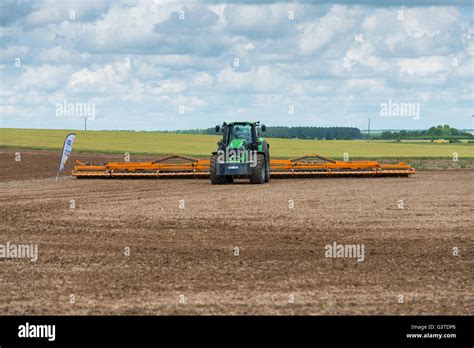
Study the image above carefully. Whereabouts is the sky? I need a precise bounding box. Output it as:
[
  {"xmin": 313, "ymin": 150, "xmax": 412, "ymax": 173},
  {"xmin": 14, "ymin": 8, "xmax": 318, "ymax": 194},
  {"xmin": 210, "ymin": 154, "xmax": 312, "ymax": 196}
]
[{"xmin": 0, "ymin": 0, "xmax": 473, "ymax": 131}]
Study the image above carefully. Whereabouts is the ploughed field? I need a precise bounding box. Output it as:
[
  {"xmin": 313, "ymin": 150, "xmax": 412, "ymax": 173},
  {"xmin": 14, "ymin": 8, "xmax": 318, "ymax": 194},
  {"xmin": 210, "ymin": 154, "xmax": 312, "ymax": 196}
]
[{"xmin": 0, "ymin": 149, "xmax": 472, "ymax": 315}]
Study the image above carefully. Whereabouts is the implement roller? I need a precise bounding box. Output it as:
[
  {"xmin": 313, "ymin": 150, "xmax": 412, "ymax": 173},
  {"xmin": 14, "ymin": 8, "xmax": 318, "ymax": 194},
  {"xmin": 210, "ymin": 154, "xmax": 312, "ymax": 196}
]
[{"xmin": 72, "ymin": 121, "xmax": 415, "ymax": 182}]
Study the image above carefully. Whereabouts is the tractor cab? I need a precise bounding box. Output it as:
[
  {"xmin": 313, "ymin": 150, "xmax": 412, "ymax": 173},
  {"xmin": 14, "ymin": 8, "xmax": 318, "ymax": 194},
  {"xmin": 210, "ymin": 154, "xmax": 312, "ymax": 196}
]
[
  {"xmin": 229, "ymin": 124, "xmax": 252, "ymax": 144},
  {"xmin": 215, "ymin": 122, "xmax": 266, "ymax": 151}
]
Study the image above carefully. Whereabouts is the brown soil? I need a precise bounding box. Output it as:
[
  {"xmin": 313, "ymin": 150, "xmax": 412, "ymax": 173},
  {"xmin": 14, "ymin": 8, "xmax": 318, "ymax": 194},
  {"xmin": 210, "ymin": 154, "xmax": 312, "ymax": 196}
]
[{"xmin": 0, "ymin": 149, "xmax": 472, "ymax": 315}]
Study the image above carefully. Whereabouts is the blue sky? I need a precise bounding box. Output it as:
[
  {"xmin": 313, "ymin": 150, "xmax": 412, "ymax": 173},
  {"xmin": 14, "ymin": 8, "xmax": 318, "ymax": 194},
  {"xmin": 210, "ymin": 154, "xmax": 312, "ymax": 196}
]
[{"xmin": 0, "ymin": 0, "xmax": 473, "ymax": 131}]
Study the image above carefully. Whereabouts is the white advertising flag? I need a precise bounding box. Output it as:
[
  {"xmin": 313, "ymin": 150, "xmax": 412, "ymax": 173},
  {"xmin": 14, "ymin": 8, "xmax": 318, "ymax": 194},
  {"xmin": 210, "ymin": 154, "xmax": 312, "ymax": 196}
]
[{"xmin": 57, "ymin": 133, "xmax": 76, "ymax": 178}]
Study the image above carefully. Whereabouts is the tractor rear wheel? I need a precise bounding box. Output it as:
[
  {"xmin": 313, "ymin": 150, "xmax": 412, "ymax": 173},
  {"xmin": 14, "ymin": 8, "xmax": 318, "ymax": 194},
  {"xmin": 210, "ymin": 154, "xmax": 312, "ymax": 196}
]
[
  {"xmin": 210, "ymin": 154, "xmax": 226, "ymax": 185},
  {"xmin": 264, "ymin": 154, "xmax": 270, "ymax": 183},
  {"xmin": 249, "ymin": 154, "xmax": 266, "ymax": 184}
]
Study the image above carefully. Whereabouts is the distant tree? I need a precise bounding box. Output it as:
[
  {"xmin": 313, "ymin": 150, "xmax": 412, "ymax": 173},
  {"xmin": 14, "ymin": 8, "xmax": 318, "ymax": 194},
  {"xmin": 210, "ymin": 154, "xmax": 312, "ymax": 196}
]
[{"xmin": 380, "ymin": 131, "xmax": 393, "ymax": 139}]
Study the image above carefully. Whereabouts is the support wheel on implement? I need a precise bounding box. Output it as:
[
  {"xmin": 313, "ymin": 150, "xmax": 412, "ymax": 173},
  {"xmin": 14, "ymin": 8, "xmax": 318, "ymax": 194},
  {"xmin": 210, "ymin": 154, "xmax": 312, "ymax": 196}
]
[{"xmin": 210, "ymin": 154, "xmax": 226, "ymax": 185}]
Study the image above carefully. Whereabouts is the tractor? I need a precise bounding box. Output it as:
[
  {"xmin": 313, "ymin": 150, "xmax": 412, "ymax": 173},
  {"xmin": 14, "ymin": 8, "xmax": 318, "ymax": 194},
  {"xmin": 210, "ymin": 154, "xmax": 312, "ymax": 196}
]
[{"xmin": 210, "ymin": 121, "xmax": 270, "ymax": 184}]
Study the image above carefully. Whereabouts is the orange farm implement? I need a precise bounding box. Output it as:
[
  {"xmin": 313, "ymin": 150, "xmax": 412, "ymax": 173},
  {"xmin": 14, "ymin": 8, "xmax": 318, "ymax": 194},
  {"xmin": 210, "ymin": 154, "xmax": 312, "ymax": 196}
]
[{"xmin": 72, "ymin": 153, "xmax": 415, "ymax": 178}]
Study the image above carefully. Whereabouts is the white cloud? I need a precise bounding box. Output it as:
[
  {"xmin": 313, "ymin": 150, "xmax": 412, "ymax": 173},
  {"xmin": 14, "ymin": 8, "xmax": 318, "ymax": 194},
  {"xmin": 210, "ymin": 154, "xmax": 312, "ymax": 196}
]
[
  {"xmin": 225, "ymin": 3, "xmax": 299, "ymax": 37},
  {"xmin": 149, "ymin": 79, "xmax": 186, "ymax": 94},
  {"xmin": 0, "ymin": 44, "xmax": 28, "ymax": 62},
  {"xmin": 396, "ymin": 56, "xmax": 449, "ymax": 75},
  {"xmin": 176, "ymin": 95, "xmax": 207, "ymax": 107},
  {"xmin": 345, "ymin": 78, "xmax": 385, "ymax": 94},
  {"xmin": 298, "ymin": 5, "xmax": 363, "ymax": 55},
  {"xmin": 192, "ymin": 72, "xmax": 214, "ymax": 85},
  {"xmin": 25, "ymin": 0, "xmax": 110, "ymax": 27},
  {"xmin": 36, "ymin": 46, "xmax": 91, "ymax": 64},
  {"xmin": 362, "ymin": 7, "xmax": 462, "ymax": 57},
  {"xmin": 19, "ymin": 64, "xmax": 73, "ymax": 90},
  {"xmin": 67, "ymin": 63, "xmax": 130, "ymax": 93},
  {"xmin": 217, "ymin": 65, "xmax": 287, "ymax": 93}
]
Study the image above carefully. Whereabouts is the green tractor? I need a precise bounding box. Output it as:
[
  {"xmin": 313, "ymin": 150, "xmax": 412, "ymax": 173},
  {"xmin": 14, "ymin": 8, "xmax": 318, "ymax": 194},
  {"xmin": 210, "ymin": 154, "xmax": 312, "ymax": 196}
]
[{"xmin": 210, "ymin": 121, "xmax": 270, "ymax": 184}]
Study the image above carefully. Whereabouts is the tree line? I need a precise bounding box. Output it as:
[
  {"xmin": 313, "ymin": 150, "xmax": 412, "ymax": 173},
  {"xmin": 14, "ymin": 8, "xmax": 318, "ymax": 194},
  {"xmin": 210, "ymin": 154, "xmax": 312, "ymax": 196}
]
[
  {"xmin": 170, "ymin": 124, "xmax": 473, "ymax": 141},
  {"xmin": 174, "ymin": 126, "xmax": 362, "ymax": 140},
  {"xmin": 378, "ymin": 125, "xmax": 473, "ymax": 140}
]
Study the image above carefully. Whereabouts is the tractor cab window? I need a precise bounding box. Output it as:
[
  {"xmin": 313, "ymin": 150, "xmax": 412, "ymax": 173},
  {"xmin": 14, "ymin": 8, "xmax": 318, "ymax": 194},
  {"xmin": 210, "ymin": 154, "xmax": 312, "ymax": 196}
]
[{"xmin": 230, "ymin": 125, "xmax": 252, "ymax": 143}]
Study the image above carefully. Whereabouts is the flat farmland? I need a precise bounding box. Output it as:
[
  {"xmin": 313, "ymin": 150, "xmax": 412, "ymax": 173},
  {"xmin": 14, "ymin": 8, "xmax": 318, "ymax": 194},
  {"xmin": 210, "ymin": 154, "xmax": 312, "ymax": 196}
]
[{"xmin": 1, "ymin": 128, "xmax": 473, "ymax": 159}]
